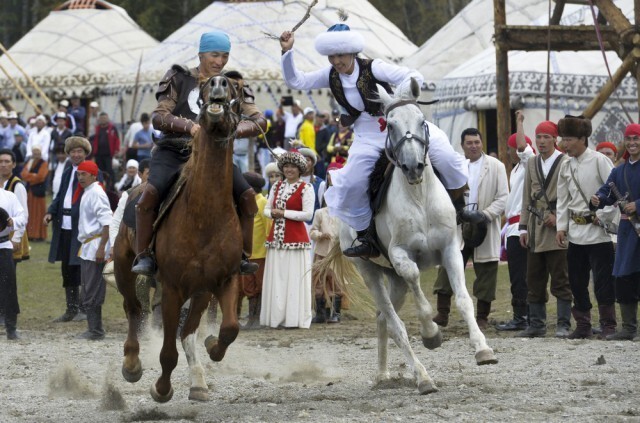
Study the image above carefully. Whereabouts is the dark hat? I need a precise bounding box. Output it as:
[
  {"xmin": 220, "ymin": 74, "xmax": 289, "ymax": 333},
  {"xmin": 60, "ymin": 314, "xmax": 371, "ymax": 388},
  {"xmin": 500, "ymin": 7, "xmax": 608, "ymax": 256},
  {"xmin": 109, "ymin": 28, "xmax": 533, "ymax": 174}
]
[
  {"xmin": 243, "ymin": 171, "xmax": 266, "ymax": 193},
  {"xmin": 558, "ymin": 115, "xmax": 592, "ymax": 138},
  {"xmin": 0, "ymin": 207, "xmax": 9, "ymax": 232}
]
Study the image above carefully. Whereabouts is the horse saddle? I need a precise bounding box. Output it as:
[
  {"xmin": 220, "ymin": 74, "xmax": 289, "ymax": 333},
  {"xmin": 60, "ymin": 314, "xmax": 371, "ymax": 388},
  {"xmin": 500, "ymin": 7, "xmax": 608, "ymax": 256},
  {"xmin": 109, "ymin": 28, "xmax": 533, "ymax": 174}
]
[
  {"xmin": 122, "ymin": 177, "xmax": 187, "ymax": 232},
  {"xmin": 368, "ymin": 152, "xmax": 394, "ymax": 216}
]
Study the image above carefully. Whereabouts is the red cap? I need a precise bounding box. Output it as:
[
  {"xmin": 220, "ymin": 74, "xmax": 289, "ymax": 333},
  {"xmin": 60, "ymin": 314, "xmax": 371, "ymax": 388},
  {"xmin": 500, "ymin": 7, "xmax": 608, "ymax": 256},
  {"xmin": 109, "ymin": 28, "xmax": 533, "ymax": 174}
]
[
  {"xmin": 507, "ymin": 133, "xmax": 534, "ymax": 152},
  {"xmin": 595, "ymin": 141, "xmax": 617, "ymax": 154},
  {"xmin": 624, "ymin": 123, "xmax": 640, "ymax": 138},
  {"xmin": 327, "ymin": 161, "xmax": 344, "ymax": 171},
  {"xmin": 535, "ymin": 121, "xmax": 558, "ymax": 137},
  {"xmin": 77, "ymin": 160, "xmax": 99, "ymax": 176}
]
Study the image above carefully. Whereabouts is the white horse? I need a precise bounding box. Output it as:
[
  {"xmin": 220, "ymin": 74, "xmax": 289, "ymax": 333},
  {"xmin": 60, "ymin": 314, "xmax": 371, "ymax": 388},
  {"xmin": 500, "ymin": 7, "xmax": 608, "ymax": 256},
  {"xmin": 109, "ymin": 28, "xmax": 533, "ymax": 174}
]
[{"xmin": 330, "ymin": 78, "xmax": 497, "ymax": 395}]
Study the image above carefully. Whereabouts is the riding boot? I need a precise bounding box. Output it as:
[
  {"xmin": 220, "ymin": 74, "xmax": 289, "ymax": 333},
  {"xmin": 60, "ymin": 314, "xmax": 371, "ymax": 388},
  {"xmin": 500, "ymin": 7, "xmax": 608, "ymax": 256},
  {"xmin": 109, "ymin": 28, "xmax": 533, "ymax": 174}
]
[
  {"xmin": 567, "ymin": 307, "xmax": 592, "ymax": 339},
  {"xmin": 5, "ymin": 313, "xmax": 19, "ymax": 340},
  {"xmin": 448, "ymin": 186, "xmax": 485, "ymax": 225},
  {"xmin": 495, "ymin": 304, "xmax": 528, "ymax": 331},
  {"xmin": 606, "ymin": 302, "xmax": 637, "ymax": 341},
  {"xmin": 598, "ymin": 304, "xmax": 617, "ymax": 339},
  {"xmin": 132, "ymin": 184, "xmax": 160, "ymax": 276},
  {"xmin": 433, "ymin": 293, "xmax": 451, "ymax": 327},
  {"xmin": 52, "ymin": 286, "xmax": 79, "ymax": 322},
  {"xmin": 476, "ymin": 300, "xmax": 491, "ymax": 330},
  {"xmin": 516, "ymin": 303, "xmax": 547, "ymax": 338},
  {"xmin": 343, "ymin": 226, "xmax": 380, "ymax": 259},
  {"xmin": 555, "ymin": 299, "xmax": 572, "ymax": 338},
  {"xmin": 328, "ymin": 295, "xmax": 342, "ymax": 323},
  {"xmin": 312, "ymin": 297, "xmax": 327, "ymax": 323},
  {"xmin": 238, "ymin": 188, "xmax": 259, "ymax": 275}
]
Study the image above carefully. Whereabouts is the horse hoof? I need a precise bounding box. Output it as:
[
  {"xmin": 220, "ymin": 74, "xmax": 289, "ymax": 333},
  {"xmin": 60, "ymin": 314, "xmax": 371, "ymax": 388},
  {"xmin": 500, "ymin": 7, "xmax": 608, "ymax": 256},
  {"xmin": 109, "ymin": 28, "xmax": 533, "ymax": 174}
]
[
  {"xmin": 188, "ymin": 387, "xmax": 209, "ymax": 402},
  {"xmin": 121, "ymin": 360, "xmax": 143, "ymax": 383},
  {"xmin": 204, "ymin": 335, "xmax": 217, "ymax": 351},
  {"xmin": 422, "ymin": 329, "xmax": 443, "ymax": 350},
  {"xmin": 475, "ymin": 349, "xmax": 498, "ymax": 365},
  {"xmin": 150, "ymin": 382, "xmax": 174, "ymax": 403},
  {"xmin": 418, "ymin": 380, "xmax": 438, "ymax": 395}
]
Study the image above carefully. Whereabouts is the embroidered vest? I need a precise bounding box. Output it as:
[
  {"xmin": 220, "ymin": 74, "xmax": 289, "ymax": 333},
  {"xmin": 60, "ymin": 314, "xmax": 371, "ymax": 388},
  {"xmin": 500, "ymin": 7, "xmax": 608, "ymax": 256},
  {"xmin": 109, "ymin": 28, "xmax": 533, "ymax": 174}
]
[
  {"xmin": 329, "ymin": 57, "xmax": 393, "ymax": 119},
  {"xmin": 266, "ymin": 181, "xmax": 310, "ymax": 248}
]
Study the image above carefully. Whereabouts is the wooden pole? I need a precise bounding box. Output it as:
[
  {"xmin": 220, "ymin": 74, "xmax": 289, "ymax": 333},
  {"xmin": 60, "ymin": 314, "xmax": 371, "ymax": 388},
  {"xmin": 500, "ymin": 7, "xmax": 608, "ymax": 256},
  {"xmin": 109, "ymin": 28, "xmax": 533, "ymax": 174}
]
[
  {"xmin": 593, "ymin": 0, "xmax": 632, "ymax": 39},
  {"xmin": 0, "ymin": 62, "xmax": 42, "ymax": 113},
  {"xmin": 129, "ymin": 52, "xmax": 143, "ymax": 122},
  {"xmin": 583, "ymin": 51, "xmax": 635, "ymax": 119},
  {"xmin": 494, "ymin": 0, "xmax": 511, "ymax": 169},
  {"xmin": 0, "ymin": 41, "xmax": 56, "ymax": 111}
]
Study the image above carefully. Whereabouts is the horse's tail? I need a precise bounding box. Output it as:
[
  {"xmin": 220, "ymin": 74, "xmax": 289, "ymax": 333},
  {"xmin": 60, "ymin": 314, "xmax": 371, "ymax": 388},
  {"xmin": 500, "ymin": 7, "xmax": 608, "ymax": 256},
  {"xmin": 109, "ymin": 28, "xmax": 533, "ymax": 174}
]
[{"xmin": 311, "ymin": 240, "xmax": 375, "ymax": 317}]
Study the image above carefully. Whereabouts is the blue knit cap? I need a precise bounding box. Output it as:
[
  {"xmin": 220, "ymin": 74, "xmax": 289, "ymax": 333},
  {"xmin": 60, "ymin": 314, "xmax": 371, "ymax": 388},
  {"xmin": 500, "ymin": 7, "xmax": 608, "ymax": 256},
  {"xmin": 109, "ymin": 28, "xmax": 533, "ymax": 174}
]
[{"xmin": 199, "ymin": 31, "xmax": 231, "ymax": 53}]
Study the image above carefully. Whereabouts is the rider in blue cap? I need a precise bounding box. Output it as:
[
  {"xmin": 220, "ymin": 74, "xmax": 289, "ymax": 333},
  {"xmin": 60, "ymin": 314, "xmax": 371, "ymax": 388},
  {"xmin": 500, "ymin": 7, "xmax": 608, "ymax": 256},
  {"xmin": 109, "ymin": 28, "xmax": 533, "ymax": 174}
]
[{"xmin": 132, "ymin": 31, "xmax": 267, "ymax": 276}]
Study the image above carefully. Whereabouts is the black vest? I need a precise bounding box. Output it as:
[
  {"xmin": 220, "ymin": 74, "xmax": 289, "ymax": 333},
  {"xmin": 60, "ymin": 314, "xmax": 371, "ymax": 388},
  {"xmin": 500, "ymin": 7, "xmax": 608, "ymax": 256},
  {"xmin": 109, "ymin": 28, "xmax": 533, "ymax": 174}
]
[{"xmin": 329, "ymin": 57, "xmax": 393, "ymax": 120}]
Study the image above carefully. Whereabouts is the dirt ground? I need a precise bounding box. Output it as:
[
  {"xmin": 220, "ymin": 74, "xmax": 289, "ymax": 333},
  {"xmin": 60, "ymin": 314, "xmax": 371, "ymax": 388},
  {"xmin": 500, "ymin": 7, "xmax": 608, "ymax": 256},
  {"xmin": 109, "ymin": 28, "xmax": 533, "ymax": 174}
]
[{"xmin": 1, "ymin": 316, "xmax": 639, "ymax": 423}]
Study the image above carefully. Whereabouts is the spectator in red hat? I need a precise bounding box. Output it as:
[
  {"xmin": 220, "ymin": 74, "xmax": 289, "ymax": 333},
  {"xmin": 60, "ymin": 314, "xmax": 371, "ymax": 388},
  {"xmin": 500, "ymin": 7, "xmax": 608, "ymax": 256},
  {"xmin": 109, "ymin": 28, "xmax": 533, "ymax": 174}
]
[
  {"xmin": 595, "ymin": 141, "xmax": 617, "ymax": 164},
  {"xmin": 75, "ymin": 159, "xmax": 110, "ymax": 340},
  {"xmin": 517, "ymin": 118, "xmax": 572, "ymax": 338}
]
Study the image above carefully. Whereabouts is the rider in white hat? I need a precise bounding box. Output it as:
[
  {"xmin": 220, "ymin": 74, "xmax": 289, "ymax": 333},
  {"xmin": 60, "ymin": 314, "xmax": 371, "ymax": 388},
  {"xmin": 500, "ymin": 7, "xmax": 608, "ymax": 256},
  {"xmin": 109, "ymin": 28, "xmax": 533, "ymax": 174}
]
[{"xmin": 280, "ymin": 25, "xmax": 470, "ymax": 258}]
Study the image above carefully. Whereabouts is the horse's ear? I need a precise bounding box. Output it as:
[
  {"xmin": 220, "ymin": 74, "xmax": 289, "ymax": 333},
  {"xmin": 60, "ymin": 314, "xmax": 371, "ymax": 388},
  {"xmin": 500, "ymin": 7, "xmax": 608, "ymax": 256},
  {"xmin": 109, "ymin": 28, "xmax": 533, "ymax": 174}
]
[
  {"xmin": 376, "ymin": 83, "xmax": 393, "ymax": 107},
  {"xmin": 410, "ymin": 78, "xmax": 420, "ymax": 99}
]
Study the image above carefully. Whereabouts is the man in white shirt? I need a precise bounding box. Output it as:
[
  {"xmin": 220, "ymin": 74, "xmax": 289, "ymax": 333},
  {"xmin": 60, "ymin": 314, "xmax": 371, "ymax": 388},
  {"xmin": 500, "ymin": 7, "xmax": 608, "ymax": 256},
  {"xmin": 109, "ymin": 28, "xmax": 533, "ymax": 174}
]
[
  {"xmin": 76, "ymin": 160, "xmax": 111, "ymax": 340},
  {"xmin": 26, "ymin": 115, "xmax": 51, "ymax": 162},
  {"xmin": 433, "ymin": 128, "xmax": 508, "ymax": 330},
  {"xmin": 556, "ymin": 115, "xmax": 618, "ymax": 339},
  {"xmin": 277, "ymin": 98, "xmax": 303, "ymax": 150},
  {"xmin": 496, "ymin": 111, "xmax": 536, "ymax": 331},
  {"xmin": 0, "ymin": 189, "xmax": 27, "ymax": 339}
]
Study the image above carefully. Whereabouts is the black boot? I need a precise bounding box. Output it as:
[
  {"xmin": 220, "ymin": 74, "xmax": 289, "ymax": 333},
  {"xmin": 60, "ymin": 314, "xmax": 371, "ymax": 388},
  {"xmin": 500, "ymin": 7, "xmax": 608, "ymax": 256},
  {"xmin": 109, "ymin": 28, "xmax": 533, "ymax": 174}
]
[
  {"xmin": 89, "ymin": 306, "xmax": 105, "ymax": 341},
  {"xmin": 5, "ymin": 314, "xmax": 19, "ymax": 340},
  {"xmin": 132, "ymin": 184, "xmax": 160, "ymax": 276},
  {"xmin": 496, "ymin": 304, "xmax": 528, "ymax": 331},
  {"xmin": 328, "ymin": 295, "xmax": 342, "ymax": 323},
  {"xmin": 343, "ymin": 228, "xmax": 379, "ymax": 259},
  {"xmin": 556, "ymin": 299, "xmax": 572, "ymax": 338},
  {"xmin": 242, "ymin": 297, "xmax": 262, "ymax": 330},
  {"xmin": 606, "ymin": 302, "xmax": 637, "ymax": 341},
  {"xmin": 433, "ymin": 293, "xmax": 451, "ymax": 327},
  {"xmin": 312, "ymin": 297, "xmax": 327, "ymax": 323},
  {"xmin": 516, "ymin": 303, "xmax": 547, "ymax": 338},
  {"xmin": 52, "ymin": 286, "xmax": 79, "ymax": 322},
  {"xmin": 239, "ymin": 188, "xmax": 259, "ymax": 275}
]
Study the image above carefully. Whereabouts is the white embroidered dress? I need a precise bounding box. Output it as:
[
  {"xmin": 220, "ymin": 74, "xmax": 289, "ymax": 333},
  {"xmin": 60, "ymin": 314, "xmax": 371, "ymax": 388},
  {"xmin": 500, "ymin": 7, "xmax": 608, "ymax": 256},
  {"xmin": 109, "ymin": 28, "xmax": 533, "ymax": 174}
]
[
  {"xmin": 281, "ymin": 50, "xmax": 468, "ymax": 231},
  {"xmin": 261, "ymin": 180, "xmax": 315, "ymax": 329}
]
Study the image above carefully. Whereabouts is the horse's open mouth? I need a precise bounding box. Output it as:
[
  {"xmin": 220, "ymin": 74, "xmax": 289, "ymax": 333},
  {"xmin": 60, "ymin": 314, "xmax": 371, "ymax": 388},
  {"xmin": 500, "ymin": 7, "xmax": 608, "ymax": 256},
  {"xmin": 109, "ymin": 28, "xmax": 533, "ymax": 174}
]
[{"xmin": 207, "ymin": 101, "xmax": 225, "ymax": 117}]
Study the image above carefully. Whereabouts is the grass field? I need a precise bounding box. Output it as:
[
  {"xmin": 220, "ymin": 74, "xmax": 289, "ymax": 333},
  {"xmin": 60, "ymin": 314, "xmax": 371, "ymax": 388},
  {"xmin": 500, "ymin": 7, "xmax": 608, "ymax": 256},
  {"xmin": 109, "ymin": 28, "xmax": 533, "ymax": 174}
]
[{"xmin": 15, "ymin": 233, "xmax": 571, "ymax": 337}]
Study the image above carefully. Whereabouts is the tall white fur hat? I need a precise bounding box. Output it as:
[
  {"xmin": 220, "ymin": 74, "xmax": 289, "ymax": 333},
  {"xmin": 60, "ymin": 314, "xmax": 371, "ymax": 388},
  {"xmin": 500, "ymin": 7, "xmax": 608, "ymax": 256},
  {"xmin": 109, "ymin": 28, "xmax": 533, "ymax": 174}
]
[{"xmin": 315, "ymin": 23, "xmax": 365, "ymax": 56}]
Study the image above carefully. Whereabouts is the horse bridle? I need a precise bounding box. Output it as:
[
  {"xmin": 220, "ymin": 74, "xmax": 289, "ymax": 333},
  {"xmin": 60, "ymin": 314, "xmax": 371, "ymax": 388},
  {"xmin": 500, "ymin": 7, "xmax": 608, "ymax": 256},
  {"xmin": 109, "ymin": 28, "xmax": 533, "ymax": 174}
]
[
  {"xmin": 383, "ymin": 99, "xmax": 430, "ymax": 169},
  {"xmin": 199, "ymin": 75, "xmax": 242, "ymax": 144}
]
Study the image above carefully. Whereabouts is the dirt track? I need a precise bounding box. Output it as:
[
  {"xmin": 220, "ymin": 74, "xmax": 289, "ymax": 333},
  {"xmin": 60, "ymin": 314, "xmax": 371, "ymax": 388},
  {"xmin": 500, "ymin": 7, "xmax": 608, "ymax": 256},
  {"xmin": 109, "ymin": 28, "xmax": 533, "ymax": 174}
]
[{"xmin": 1, "ymin": 318, "xmax": 639, "ymax": 422}]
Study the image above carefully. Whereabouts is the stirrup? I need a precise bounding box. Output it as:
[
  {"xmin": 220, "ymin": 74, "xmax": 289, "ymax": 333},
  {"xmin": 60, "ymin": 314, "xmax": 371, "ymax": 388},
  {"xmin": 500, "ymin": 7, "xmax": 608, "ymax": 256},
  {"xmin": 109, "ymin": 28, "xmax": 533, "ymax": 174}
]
[{"xmin": 132, "ymin": 250, "xmax": 157, "ymax": 276}]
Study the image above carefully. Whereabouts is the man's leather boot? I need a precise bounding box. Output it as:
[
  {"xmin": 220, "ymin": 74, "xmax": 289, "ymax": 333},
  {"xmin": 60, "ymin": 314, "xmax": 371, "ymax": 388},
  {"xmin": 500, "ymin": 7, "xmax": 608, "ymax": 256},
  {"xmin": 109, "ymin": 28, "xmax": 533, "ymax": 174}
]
[
  {"xmin": 433, "ymin": 293, "xmax": 451, "ymax": 327},
  {"xmin": 516, "ymin": 302, "xmax": 547, "ymax": 338},
  {"xmin": 132, "ymin": 184, "xmax": 160, "ymax": 276},
  {"xmin": 343, "ymin": 225, "xmax": 380, "ymax": 259},
  {"xmin": 496, "ymin": 304, "xmax": 528, "ymax": 331},
  {"xmin": 606, "ymin": 302, "xmax": 637, "ymax": 341},
  {"xmin": 567, "ymin": 307, "xmax": 592, "ymax": 339},
  {"xmin": 238, "ymin": 188, "xmax": 259, "ymax": 274},
  {"xmin": 476, "ymin": 300, "xmax": 492, "ymax": 330},
  {"xmin": 555, "ymin": 298, "xmax": 572, "ymax": 338},
  {"xmin": 598, "ymin": 304, "xmax": 617, "ymax": 339}
]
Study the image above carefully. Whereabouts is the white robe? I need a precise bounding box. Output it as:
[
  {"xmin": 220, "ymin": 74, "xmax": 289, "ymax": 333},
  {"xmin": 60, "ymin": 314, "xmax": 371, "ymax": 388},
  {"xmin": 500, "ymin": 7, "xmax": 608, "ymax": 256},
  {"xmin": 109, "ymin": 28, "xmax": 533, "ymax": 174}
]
[{"xmin": 281, "ymin": 51, "xmax": 468, "ymax": 231}]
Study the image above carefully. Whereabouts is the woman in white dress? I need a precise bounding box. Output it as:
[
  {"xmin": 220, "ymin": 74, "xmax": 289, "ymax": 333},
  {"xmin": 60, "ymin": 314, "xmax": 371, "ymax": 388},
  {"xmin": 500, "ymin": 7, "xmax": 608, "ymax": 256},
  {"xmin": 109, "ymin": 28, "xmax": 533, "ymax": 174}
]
[
  {"xmin": 279, "ymin": 25, "xmax": 470, "ymax": 259},
  {"xmin": 261, "ymin": 151, "xmax": 315, "ymax": 329}
]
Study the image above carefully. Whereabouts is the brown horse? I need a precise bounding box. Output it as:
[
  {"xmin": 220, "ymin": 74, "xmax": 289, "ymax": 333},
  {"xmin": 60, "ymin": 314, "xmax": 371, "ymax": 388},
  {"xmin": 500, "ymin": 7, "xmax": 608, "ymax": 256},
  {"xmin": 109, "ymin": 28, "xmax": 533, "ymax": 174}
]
[{"xmin": 114, "ymin": 76, "xmax": 245, "ymax": 403}]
